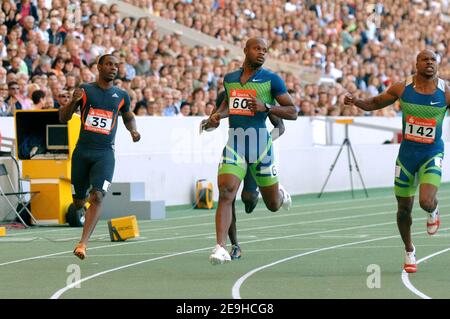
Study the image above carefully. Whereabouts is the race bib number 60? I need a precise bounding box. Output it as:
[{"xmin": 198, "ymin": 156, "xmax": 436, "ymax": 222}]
[
  {"xmin": 85, "ymin": 108, "xmax": 113, "ymax": 135},
  {"xmin": 229, "ymin": 89, "xmax": 256, "ymax": 116},
  {"xmin": 404, "ymin": 115, "xmax": 436, "ymax": 144}
]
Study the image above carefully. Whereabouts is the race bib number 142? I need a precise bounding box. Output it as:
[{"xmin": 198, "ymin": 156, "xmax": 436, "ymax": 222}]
[{"xmin": 404, "ymin": 115, "xmax": 436, "ymax": 144}]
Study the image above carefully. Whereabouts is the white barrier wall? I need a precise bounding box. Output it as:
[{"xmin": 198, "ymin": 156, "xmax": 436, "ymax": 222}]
[{"xmin": 2, "ymin": 116, "xmax": 450, "ymax": 205}]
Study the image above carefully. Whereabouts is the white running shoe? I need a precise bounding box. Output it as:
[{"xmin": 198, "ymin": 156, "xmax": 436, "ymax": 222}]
[
  {"xmin": 209, "ymin": 244, "xmax": 231, "ymax": 265},
  {"xmin": 403, "ymin": 246, "xmax": 417, "ymax": 273},
  {"xmin": 279, "ymin": 184, "xmax": 292, "ymax": 210},
  {"xmin": 427, "ymin": 211, "xmax": 440, "ymax": 235}
]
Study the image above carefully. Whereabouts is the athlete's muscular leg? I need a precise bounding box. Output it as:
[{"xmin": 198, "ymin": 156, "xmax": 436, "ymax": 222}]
[
  {"xmin": 396, "ymin": 196, "xmax": 414, "ymax": 252},
  {"xmin": 418, "ymin": 183, "xmax": 438, "ymax": 213},
  {"xmin": 79, "ymin": 190, "xmax": 104, "ymax": 245},
  {"xmin": 228, "ymin": 190, "xmax": 259, "ymax": 245},
  {"xmin": 228, "ymin": 198, "xmax": 238, "ymax": 245},
  {"xmin": 216, "ymin": 174, "xmax": 240, "ymax": 247},
  {"xmin": 259, "ymin": 183, "xmax": 283, "ymax": 212}
]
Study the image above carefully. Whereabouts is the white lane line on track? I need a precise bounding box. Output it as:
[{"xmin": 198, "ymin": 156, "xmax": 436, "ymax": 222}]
[
  {"xmin": 232, "ymin": 228, "xmax": 450, "ymax": 299},
  {"xmin": 0, "ymin": 207, "xmax": 416, "ymax": 266},
  {"xmin": 1, "ymin": 203, "xmax": 447, "ymax": 267},
  {"xmin": 49, "ymin": 220, "xmax": 396, "ymax": 299},
  {"xmin": 9, "ymin": 188, "xmax": 450, "ymax": 237},
  {"xmin": 167, "ymin": 188, "xmax": 450, "ymax": 220},
  {"xmin": 50, "ymin": 246, "xmax": 209, "ymax": 299},
  {"xmin": 49, "ymin": 217, "xmax": 447, "ymax": 299},
  {"xmin": 401, "ymin": 247, "xmax": 450, "ymax": 299},
  {"xmin": 6, "ymin": 200, "xmax": 397, "ymax": 238},
  {"xmin": 4, "ymin": 195, "xmax": 447, "ymax": 243}
]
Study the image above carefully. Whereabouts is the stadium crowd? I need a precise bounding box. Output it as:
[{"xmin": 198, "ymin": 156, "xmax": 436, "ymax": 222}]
[{"xmin": 1, "ymin": 0, "xmax": 449, "ymax": 118}]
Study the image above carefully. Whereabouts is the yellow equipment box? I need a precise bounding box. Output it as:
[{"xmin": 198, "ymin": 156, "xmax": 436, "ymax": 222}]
[
  {"xmin": 30, "ymin": 179, "xmax": 73, "ymax": 224},
  {"xmin": 0, "ymin": 227, "xmax": 6, "ymax": 236},
  {"xmin": 108, "ymin": 215, "xmax": 140, "ymax": 242}
]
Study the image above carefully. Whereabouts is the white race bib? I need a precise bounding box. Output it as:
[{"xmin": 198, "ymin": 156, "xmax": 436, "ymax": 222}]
[
  {"xmin": 85, "ymin": 108, "xmax": 113, "ymax": 135},
  {"xmin": 229, "ymin": 89, "xmax": 256, "ymax": 116},
  {"xmin": 404, "ymin": 115, "xmax": 436, "ymax": 144},
  {"xmin": 395, "ymin": 165, "xmax": 401, "ymax": 178}
]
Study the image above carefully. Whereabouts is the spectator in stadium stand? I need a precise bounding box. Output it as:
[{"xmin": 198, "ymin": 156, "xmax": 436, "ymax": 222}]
[
  {"xmin": 21, "ymin": 15, "xmax": 36, "ymax": 43},
  {"xmin": 56, "ymin": 89, "xmax": 71, "ymax": 109},
  {"xmin": 2, "ymin": 1, "xmax": 20, "ymax": 32},
  {"xmin": 36, "ymin": 19, "xmax": 50, "ymax": 42},
  {"xmin": 298, "ymin": 99, "xmax": 315, "ymax": 116},
  {"xmin": 204, "ymin": 101, "xmax": 215, "ymax": 116},
  {"xmin": 4, "ymin": 81, "xmax": 23, "ymax": 116},
  {"xmin": 30, "ymin": 89, "xmax": 45, "ymax": 110},
  {"xmin": 48, "ymin": 17, "xmax": 64, "ymax": 45},
  {"xmin": 2, "ymin": 0, "xmax": 449, "ymax": 118},
  {"xmin": 146, "ymin": 100, "xmax": 156, "ymax": 116},
  {"xmin": 17, "ymin": 0, "xmax": 39, "ymax": 25},
  {"xmin": 0, "ymin": 83, "xmax": 10, "ymax": 116},
  {"xmin": 133, "ymin": 102, "xmax": 148, "ymax": 116},
  {"xmin": 178, "ymin": 102, "xmax": 191, "ymax": 117},
  {"xmin": 51, "ymin": 56, "xmax": 65, "ymax": 77}
]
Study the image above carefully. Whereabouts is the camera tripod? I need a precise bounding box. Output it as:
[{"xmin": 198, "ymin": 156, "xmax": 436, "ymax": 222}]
[{"xmin": 318, "ymin": 121, "xmax": 368, "ymax": 198}]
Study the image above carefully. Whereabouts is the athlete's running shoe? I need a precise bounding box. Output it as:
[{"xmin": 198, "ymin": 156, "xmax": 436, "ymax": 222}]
[
  {"xmin": 427, "ymin": 211, "xmax": 440, "ymax": 235},
  {"xmin": 279, "ymin": 184, "xmax": 292, "ymax": 210},
  {"xmin": 229, "ymin": 244, "xmax": 242, "ymax": 260},
  {"xmin": 73, "ymin": 242, "xmax": 87, "ymax": 260},
  {"xmin": 403, "ymin": 246, "xmax": 416, "ymax": 273},
  {"xmin": 244, "ymin": 198, "xmax": 258, "ymax": 214},
  {"xmin": 209, "ymin": 244, "xmax": 231, "ymax": 265}
]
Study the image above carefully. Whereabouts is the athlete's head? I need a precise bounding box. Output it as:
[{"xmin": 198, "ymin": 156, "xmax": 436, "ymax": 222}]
[
  {"xmin": 97, "ymin": 54, "xmax": 118, "ymax": 82},
  {"xmin": 416, "ymin": 50, "xmax": 437, "ymax": 78},
  {"xmin": 244, "ymin": 37, "xmax": 268, "ymax": 69}
]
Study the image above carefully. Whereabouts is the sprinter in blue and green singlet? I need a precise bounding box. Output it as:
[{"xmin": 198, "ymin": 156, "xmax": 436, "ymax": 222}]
[
  {"xmin": 202, "ymin": 37, "xmax": 298, "ymax": 265},
  {"xmin": 203, "ymin": 90, "xmax": 286, "ymax": 260},
  {"xmin": 345, "ymin": 50, "xmax": 450, "ymax": 273}
]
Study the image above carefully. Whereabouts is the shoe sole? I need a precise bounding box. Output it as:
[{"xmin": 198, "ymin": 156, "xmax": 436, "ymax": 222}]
[
  {"xmin": 73, "ymin": 250, "xmax": 86, "ymax": 260},
  {"xmin": 404, "ymin": 263, "xmax": 417, "ymax": 273},
  {"xmin": 244, "ymin": 197, "xmax": 258, "ymax": 214},
  {"xmin": 427, "ymin": 218, "xmax": 440, "ymax": 235},
  {"xmin": 209, "ymin": 255, "xmax": 223, "ymax": 265},
  {"xmin": 245, "ymin": 204, "xmax": 257, "ymax": 214},
  {"xmin": 209, "ymin": 255, "xmax": 230, "ymax": 265},
  {"xmin": 73, "ymin": 244, "xmax": 86, "ymax": 260},
  {"xmin": 283, "ymin": 199, "xmax": 292, "ymax": 210}
]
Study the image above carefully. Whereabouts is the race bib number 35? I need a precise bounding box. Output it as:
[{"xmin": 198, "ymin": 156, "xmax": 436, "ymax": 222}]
[
  {"xmin": 229, "ymin": 89, "xmax": 256, "ymax": 116},
  {"xmin": 85, "ymin": 108, "xmax": 113, "ymax": 135},
  {"xmin": 404, "ymin": 115, "xmax": 436, "ymax": 144}
]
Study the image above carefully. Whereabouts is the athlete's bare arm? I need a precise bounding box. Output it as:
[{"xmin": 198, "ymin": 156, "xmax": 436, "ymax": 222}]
[
  {"xmin": 345, "ymin": 82, "xmax": 405, "ymax": 111},
  {"xmin": 268, "ymin": 113, "xmax": 285, "ymax": 141},
  {"xmin": 122, "ymin": 111, "xmax": 141, "ymax": 142},
  {"xmin": 205, "ymin": 98, "xmax": 229, "ymax": 128},
  {"xmin": 248, "ymin": 92, "xmax": 297, "ymax": 120},
  {"xmin": 272, "ymin": 93, "xmax": 298, "ymax": 120},
  {"xmin": 59, "ymin": 87, "xmax": 83, "ymax": 123},
  {"xmin": 445, "ymin": 83, "xmax": 450, "ymax": 108}
]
